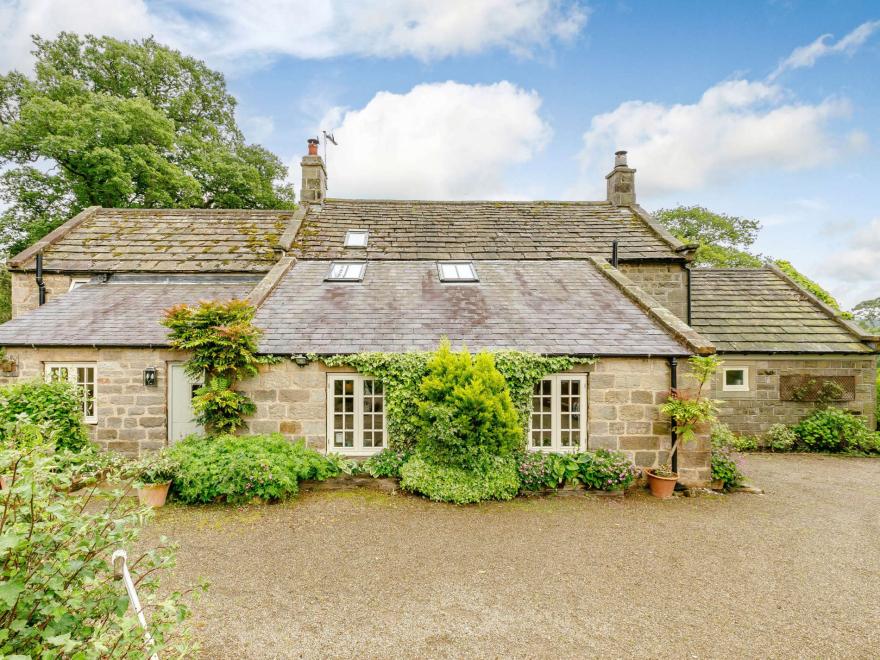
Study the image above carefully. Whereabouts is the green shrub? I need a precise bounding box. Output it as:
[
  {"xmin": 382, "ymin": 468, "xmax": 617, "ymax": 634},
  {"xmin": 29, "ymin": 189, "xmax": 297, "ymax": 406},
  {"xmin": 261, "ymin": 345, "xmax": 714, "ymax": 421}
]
[
  {"xmin": 169, "ymin": 434, "xmax": 333, "ymax": 504},
  {"xmin": 415, "ymin": 341, "xmax": 522, "ymax": 470},
  {"xmin": 130, "ymin": 448, "xmax": 178, "ymax": 485},
  {"xmin": 0, "ymin": 380, "xmax": 89, "ymax": 450},
  {"xmin": 516, "ymin": 451, "xmax": 560, "ymax": 491},
  {"xmin": 793, "ymin": 407, "xmax": 878, "ymax": 453},
  {"xmin": 765, "ymin": 423, "xmax": 797, "ymax": 452},
  {"xmin": 362, "ymin": 448, "xmax": 410, "ymax": 478},
  {"xmin": 0, "ymin": 444, "xmax": 196, "ymax": 657},
  {"xmin": 578, "ymin": 449, "xmax": 639, "ymax": 491},
  {"xmin": 875, "ymin": 369, "xmax": 879, "ymax": 430},
  {"xmin": 711, "ymin": 423, "xmax": 758, "ymax": 452},
  {"xmin": 711, "ymin": 445, "xmax": 745, "ymax": 488},
  {"xmin": 399, "ymin": 454, "xmax": 520, "ymax": 504}
]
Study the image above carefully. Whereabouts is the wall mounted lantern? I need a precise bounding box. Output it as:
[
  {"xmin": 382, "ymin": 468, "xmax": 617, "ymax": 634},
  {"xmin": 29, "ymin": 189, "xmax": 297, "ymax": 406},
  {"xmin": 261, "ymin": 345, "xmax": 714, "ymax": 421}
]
[
  {"xmin": 293, "ymin": 355, "xmax": 309, "ymax": 367},
  {"xmin": 143, "ymin": 367, "xmax": 158, "ymax": 387}
]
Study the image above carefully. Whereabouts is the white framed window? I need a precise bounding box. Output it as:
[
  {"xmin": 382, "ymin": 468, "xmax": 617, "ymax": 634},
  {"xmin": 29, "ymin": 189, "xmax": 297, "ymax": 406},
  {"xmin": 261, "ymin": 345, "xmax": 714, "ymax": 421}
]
[
  {"xmin": 68, "ymin": 278, "xmax": 91, "ymax": 291},
  {"xmin": 326, "ymin": 374, "xmax": 385, "ymax": 455},
  {"xmin": 344, "ymin": 230, "xmax": 369, "ymax": 248},
  {"xmin": 326, "ymin": 261, "xmax": 366, "ymax": 281},
  {"xmin": 529, "ymin": 374, "xmax": 587, "ymax": 452},
  {"xmin": 45, "ymin": 363, "xmax": 97, "ymax": 423},
  {"xmin": 722, "ymin": 367, "xmax": 749, "ymax": 392},
  {"xmin": 438, "ymin": 261, "xmax": 478, "ymax": 282}
]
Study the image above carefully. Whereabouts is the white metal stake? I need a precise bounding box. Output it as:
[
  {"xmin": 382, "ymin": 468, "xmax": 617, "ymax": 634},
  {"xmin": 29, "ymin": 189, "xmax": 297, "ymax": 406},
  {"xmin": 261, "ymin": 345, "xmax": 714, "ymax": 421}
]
[{"xmin": 112, "ymin": 549, "xmax": 159, "ymax": 660}]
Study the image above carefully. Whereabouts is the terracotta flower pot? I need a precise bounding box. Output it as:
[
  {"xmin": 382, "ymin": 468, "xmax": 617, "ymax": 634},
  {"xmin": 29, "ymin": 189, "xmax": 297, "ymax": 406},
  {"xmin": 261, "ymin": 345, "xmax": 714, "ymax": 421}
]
[
  {"xmin": 137, "ymin": 481, "xmax": 171, "ymax": 507},
  {"xmin": 645, "ymin": 469, "xmax": 678, "ymax": 499}
]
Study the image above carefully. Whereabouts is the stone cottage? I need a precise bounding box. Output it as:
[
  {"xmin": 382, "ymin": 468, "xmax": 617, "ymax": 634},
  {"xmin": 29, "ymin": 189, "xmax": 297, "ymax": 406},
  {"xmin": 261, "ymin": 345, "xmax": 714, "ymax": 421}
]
[{"xmin": 0, "ymin": 141, "xmax": 876, "ymax": 486}]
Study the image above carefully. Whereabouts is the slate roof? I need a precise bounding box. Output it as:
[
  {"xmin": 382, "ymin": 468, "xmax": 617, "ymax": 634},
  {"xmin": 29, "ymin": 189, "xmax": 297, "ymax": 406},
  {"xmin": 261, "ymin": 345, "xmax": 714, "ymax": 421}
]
[
  {"xmin": 0, "ymin": 275, "xmax": 259, "ymax": 346},
  {"xmin": 254, "ymin": 259, "xmax": 692, "ymax": 355},
  {"xmin": 292, "ymin": 199, "xmax": 685, "ymax": 261},
  {"xmin": 690, "ymin": 268, "xmax": 873, "ymax": 353},
  {"xmin": 9, "ymin": 208, "xmax": 294, "ymax": 273}
]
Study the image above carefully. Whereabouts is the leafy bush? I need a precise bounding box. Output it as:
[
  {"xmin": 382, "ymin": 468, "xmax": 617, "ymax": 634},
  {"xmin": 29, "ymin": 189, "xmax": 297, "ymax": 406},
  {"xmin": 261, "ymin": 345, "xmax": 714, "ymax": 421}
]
[
  {"xmin": 765, "ymin": 423, "xmax": 797, "ymax": 452},
  {"xmin": 0, "ymin": 380, "xmax": 89, "ymax": 450},
  {"xmin": 399, "ymin": 454, "xmax": 520, "ymax": 504},
  {"xmin": 578, "ymin": 449, "xmax": 639, "ymax": 491},
  {"xmin": 0, "ymin": 444, "xmax": 196, "ymax": 657},
  {"xmin": 711, "ymin": 445, "xmax": 745, "ymax": 489},
  {"xmin": 169, "ymin": 434, "xmax": 333, "ymax": 504},
  {"xmin": 710, "ymin": 423, "xmax": 758, "ymax": 452},
  {"xmin": 793, "ymin": 407, "xmax": 879, "ymax": 453},
  {"xmin": 516, "ymin": 451, "xmax": 560, "ymax": 491},
  {"xmin": 415, "ymin": 341, "xmax": 522, "ymax": 470},
  {"xmin": 190, "ymin": 377, "xmax": 257, "ymax": 434},
  {"xmin": 130, "ymin": 449, "xmax": 178, "ymax": 485},
  {"xmin": 730, "ymin": 434, "xmax": 759, "ymax": 452},
  {"xmin": 875, "ymin": 369, "xmax": 879, "ymax": 430},
  {"xmin": 361, "ymin": 448, "xmax": 410, "ymax": 478}
]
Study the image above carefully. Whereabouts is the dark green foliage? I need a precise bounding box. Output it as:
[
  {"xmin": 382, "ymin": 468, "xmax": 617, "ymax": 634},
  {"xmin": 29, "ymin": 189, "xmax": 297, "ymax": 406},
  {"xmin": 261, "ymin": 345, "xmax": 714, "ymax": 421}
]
[
  {"xmin": 130, "ymin": 449, "xmax": 178, "ymax": 485},
  {"xmin": 168, "ymin": 434, "xmax": 343, "ymax": 504},
  {"xmin": 163, "ymin": 299, "xmax": 279, "ymax": 433},
  {"xmin": 793, "ymin": 408, "xmax": 880, "ymax": 453},
  {"xmin": 0, "ymin": 266, "xmax": 10, "ymax": 323},
  {"xmin": 414, "ymin": 342, "xmax": 522, "ymax": 470},
  {"xmin": 361, "ymin": 448, "xmax": 410, "ymax": 478},
  {"xmin": 0, "ymin": 380, "xmax": 88, "ymax": 450},
  {"xmin": 0, "ymin": 33, "xmax": 294, "ymax": 256},
  {"xmin": 399, "ymin": 454, "xmax": 520, "ymax": 504},
  {"xmin": 711, "ymin": 447, "xmax": 745, "ymax": 489},
  {"xmin": 0, "ymin": 443, "xmax": 196, "ymax": 657}
]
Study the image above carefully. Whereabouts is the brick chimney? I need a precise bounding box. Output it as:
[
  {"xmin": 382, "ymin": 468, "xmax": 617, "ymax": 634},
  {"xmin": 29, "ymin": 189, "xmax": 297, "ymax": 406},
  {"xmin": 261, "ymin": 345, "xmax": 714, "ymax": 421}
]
[
  {"xmin": 605, "ymin": 150, "xmax": 636, "ymax": 206},
  {"xmin": 300, "ymin": 137, "xmax": 326, "ymax": 204}
]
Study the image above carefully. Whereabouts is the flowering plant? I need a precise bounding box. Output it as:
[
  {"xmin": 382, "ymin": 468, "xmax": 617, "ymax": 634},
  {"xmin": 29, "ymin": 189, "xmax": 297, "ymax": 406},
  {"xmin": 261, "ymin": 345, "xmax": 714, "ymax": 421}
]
[
  {"xmin": 578, "ymin": 449, "xmax": 639, "ymax": 491},
  {"xmin": 516, "ymin": 451, "xmax": 560, "ymax": 491}
]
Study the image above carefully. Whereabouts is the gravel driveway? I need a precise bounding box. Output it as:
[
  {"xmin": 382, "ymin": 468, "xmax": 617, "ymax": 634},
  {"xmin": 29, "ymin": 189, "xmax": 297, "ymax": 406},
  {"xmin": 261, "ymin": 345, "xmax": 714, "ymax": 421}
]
[{"xmin": 142, "ymin": 454, "xmax": 880, "ymax": 659}]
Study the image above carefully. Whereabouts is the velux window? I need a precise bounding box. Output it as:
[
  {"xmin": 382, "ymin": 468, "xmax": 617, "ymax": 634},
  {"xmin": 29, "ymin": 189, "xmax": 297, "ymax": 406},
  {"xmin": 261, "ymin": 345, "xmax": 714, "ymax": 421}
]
[
  {"xmin": 327, "ymin": 374, "xmax": 385, "ymax": 455},
  {"xmin": 438, "ymin": 261, "xmax": 478, "ymax": 282},
  {"xmin": 326, "ymin": 261, "xmax": 366, "ymax": 281},
  {"xmin": 530, "ymin": 374, "xmax": 587, "ymax": 452},
  {"xmin": 46, "ymin": 363, "xmax": 97, "ymax": 423},
  {"xmin": 344, "ymin": 230, "xmax": 369, "ymax": 248}
]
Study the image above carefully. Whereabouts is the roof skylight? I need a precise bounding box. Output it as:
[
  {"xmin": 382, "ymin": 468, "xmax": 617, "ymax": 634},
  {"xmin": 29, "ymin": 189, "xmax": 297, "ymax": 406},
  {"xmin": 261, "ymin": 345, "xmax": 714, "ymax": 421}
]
[
  {"xmin": 344, "ymin": 230, "xmax": 369, "ymax": 248},
  {"xmin": 438, "ymin": 262, "xmax": 478, "ymax": 282},
  {"xmin": 327, "ymin": 261, "xmax": 366, "ymax": 281}
]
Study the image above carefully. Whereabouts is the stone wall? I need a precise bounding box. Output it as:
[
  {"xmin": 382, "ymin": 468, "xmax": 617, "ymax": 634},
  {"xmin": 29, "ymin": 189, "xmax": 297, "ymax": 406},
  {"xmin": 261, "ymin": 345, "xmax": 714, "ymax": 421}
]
[
  {"xmin": 10, "ymin": 271, "xmax": 76, "ymax": 318},
  {"xmin": 712, "ymin": 355, "xmax": 877, "ymax": 437},
  {"xmin": 586, "ymin": 356, "xmax": 709, "ymax": 486},
  {"xmin": 0, "ymin": 346, "xmax": 181, "ymax": 455},
  {"xmin": 618, "ymin": 262, "xmax": 689, "ymax": 323}
]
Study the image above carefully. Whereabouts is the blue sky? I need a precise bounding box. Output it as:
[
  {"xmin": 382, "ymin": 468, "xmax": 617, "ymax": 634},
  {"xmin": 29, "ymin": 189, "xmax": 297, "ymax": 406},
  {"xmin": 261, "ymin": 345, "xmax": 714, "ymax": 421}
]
[{"xmin": 1, "ymin": 0, "xmax": 879, "ymax": 307}]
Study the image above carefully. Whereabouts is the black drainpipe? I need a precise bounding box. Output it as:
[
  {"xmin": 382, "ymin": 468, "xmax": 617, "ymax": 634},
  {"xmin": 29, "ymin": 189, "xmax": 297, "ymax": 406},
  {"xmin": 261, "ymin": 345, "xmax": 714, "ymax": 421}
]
[
  {"xmin": 611, "ymin": 239, "xmax": 619, "ymax": 268},
  {"xmin": 686, "ymin": 265, "xmax": 692, "ymax": 325},
  {"xmin": 668, "ymin": 356, "xmax": 678, "ymax": 473},
  {"xmin": 36, "ymin": 253, "xmax": 46, "ymax": 306}
]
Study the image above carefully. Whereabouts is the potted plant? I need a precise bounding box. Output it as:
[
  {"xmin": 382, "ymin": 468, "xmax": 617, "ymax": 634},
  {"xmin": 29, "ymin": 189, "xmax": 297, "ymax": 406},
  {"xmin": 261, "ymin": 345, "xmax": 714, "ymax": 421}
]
[
  {"xmin": 132, "ymin": 450, "xmax": 177, "ymax": 507},
  {"xmin": 649, "ymin": 355, "xmax": 720, "ymax": 498}
]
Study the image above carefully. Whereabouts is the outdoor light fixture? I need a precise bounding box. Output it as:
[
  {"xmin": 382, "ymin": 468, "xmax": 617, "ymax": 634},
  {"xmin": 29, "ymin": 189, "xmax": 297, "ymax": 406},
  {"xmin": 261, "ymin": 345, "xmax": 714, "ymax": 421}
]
[
  {"xmin": 143, "ymin": 367, "xmax": 158, "ymax": 387},
  {"xmin": 293, "ymin": 355, "xmax": 309, "ymax": 367}
]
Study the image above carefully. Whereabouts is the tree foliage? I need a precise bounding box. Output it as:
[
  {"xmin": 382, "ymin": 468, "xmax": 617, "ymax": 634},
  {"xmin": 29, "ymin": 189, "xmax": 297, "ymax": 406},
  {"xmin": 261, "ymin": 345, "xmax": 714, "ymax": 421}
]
[
  {"xmin": 852, "ymin": 296, "xmax": 880, "ymax": 332},
  {"xmin": 654, "ymin": 205, "xmax": 762, "ymax": 267},
  {"xmin": 0, "ymin": 33, "xmax": 295, "ymax": 256}
]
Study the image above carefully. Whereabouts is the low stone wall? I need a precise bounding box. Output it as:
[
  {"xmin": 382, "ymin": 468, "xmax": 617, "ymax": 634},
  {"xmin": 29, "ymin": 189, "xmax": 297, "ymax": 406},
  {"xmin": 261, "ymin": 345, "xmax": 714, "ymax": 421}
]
[
  {"xmin": 0, "ymin": 346, "xmax": 182, "ymax": 454},
  {"xmin": 618, "ymin": 262, "xmax": 689, "ymax": 323},
  {"xmin": 713, "ymin": 355, "xmax": 878, "ymax": 436}
]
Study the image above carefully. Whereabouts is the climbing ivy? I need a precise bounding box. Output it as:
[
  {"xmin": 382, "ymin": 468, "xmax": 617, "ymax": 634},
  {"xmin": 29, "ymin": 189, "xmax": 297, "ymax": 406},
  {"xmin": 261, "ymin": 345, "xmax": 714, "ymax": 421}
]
[{"xmin": 314, "ymin": 347, "xmax": 594, "ymax": 451}]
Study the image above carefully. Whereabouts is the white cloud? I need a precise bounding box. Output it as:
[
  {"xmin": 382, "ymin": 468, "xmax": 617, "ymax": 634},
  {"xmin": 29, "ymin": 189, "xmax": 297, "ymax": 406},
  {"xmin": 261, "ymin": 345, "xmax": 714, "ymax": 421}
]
[
  {"xmin": 769, "ymin": 20, "xmax": 880, "ymax": 80},
  {"xmin": 239, "ymin": 114, "xmax": 275, "ymax": 144},
  {"xmin": 576, "ymin": 79, "xmax": 855, "ymax": 197},
  {"xmin": 821, "ymin": 218, "xmax": 880, "ymax": 308},
  {"xmin": 0, "ymin": 0, "xmax": 588, "ymax": 73},
  {"xmin": 317, "ymin": 81, "xmax": 551, "ymax": 199}
]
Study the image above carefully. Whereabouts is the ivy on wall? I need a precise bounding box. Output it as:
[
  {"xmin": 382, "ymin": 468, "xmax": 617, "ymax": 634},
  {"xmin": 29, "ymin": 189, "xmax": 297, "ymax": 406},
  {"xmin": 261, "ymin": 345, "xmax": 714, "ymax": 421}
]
[{"xmin": 314, "ymin": 346, "xmax": 595, "ymax": 451}]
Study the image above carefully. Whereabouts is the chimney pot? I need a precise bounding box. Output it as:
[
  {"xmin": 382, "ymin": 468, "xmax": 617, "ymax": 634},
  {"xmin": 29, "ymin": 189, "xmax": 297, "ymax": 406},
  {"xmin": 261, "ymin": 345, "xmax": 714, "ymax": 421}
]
[
  {"xmin": 307, "ymin": 138, "xmax": 319, "ymax": 156},
  {"xmin": 614, "ymin": 150, "xmax": 628, "ymax": 167}
]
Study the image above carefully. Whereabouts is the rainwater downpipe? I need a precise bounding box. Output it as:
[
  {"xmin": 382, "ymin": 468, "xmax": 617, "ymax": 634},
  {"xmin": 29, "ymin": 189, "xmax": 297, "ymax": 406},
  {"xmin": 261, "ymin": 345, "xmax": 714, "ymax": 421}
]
[
  {"xmin": 611, "ymin": 239, "xmax": 619, "ymax": 268},
  {"xmin": 36, "ymin": 253, "xmax": 46, "ymax": 306},
  {"xmin": 686, "ymin": 265, "xmax": 692, "ymax": 325},
  {"xmin": 668, "ymin": 356, "xmax": 678, "ymax": 474}
]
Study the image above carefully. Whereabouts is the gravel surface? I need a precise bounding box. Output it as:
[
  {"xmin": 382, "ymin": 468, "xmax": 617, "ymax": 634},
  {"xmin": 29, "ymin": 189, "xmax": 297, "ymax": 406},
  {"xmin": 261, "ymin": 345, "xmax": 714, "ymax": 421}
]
[{"xmin": 142, "ymin": 454, "xmax": 880, "ymax": 659}]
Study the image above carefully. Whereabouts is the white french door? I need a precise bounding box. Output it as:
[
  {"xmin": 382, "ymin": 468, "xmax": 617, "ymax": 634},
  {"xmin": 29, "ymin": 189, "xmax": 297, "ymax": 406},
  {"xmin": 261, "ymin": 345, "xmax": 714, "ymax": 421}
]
[
  {"xmin": 326, "ymin": 374, "xmax": 385, "ymax": 455},
  {"xmin": 529, "ymin": 374, "xmax": 587, "ymax": 452}
]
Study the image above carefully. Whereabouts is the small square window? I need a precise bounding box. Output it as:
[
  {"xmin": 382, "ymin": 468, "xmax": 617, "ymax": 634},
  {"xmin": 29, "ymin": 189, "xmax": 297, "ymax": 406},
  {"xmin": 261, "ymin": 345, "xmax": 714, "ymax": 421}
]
[
  {"xmin": 438, "ymin": 262, "xmax": 478, "ymax": 282},
  {"xmin": 344, "ymin": 230, "xmax": 369, "ymax": 248},
  {"xmin": 723, "ymin": 367, "xmax": 748, "ymax": 392},
  {"xmin": 326, "ymin": 262, "xmax": 366, "ymax": 281}
]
